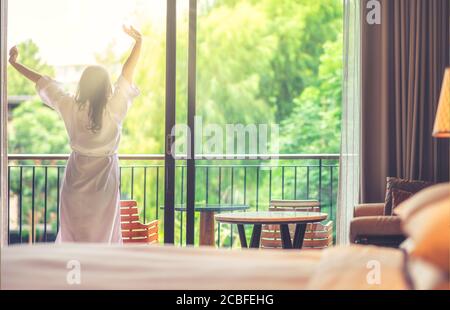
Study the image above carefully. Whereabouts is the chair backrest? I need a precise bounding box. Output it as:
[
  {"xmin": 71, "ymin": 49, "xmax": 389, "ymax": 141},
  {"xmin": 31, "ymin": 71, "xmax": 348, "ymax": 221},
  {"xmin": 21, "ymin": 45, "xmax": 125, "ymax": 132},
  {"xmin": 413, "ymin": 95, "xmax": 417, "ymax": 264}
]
[
  {"xmin": 120, "ymin": 200, "xmax": 158, "ymax": 244},
  {"xmin": 269, "ymin": 200, "xmax": 321, "ymax": 211},
  {"xmin": 261, "ymin": 200, "xmax": 333, "ymax": 249}
]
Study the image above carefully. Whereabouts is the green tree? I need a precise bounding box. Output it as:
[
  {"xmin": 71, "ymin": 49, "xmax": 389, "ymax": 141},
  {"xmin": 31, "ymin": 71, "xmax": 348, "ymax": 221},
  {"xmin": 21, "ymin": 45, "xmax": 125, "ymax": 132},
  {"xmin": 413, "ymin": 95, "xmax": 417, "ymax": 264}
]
[
  {"xmin": 8, "ymin": 101, "xmax": 70, "ymax": 154},
  {"xmin": 280, "ymin": 35, "xmax": 343, "ymax": 154},
  {"xmin": 196, "ymin": 1, "xmax": 277, "ymax": 125},
  {"xmin": 260, "ymin": 0, "xmax": 342, "ymax": 122}
]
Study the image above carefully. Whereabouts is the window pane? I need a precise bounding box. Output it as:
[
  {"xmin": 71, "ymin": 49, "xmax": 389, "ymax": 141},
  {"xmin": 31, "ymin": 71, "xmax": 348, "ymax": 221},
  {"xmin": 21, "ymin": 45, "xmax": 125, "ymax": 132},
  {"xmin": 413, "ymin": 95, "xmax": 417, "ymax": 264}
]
[
  {"xmin": 196, "ymin": 0, "xmax": 343, "ymax": 155},
  {"xmin": 7, "ymin": 0, "xmax": 167, "ymax": 155}
]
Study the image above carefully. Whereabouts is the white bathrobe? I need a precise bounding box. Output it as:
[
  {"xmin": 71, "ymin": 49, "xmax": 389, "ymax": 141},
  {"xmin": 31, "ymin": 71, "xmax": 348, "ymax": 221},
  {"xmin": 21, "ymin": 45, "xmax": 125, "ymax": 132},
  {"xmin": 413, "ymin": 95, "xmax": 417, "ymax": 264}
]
[{"xmin": 36, "ymin": 75, "xmax": 139, "ymax": 243}]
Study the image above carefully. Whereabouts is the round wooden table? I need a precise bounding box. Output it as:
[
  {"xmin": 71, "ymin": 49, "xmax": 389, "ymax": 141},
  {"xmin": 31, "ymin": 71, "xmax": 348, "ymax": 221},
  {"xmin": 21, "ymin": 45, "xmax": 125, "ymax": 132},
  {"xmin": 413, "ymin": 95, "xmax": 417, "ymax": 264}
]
[
  {"xmin": 215, "ymin": 211, "xmax": 328, "ymax": 249},
  {"xmin": 160, "ymin": 204, "xmax": 250, "ymax": 246}
]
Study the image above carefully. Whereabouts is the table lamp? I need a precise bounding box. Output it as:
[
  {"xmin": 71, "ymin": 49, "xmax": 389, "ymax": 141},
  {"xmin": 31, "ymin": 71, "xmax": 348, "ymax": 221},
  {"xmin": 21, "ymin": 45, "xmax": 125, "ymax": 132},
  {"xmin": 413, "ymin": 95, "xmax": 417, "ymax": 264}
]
[{"xmin": 433, "ymin": 68, "xmax": 450, "ymax": 138}]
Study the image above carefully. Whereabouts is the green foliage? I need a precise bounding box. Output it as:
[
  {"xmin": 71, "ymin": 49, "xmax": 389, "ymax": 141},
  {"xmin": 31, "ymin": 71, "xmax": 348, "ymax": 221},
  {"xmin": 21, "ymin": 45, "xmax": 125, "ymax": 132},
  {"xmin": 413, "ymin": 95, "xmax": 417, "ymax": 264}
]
[
  {"xmin": 9, "ymin": 100, "xmax": 70, "ymax": 154},
  {"xmin": 196, "ymin": 1, "xmax": 277, "ymax": 125},
  {"xmin": 259, "ymin": 0, "xmax": 343, "ymax": 122},
  {"xmin": 280, "ymin": 35, "xmax": 343, "ymax": 154}
]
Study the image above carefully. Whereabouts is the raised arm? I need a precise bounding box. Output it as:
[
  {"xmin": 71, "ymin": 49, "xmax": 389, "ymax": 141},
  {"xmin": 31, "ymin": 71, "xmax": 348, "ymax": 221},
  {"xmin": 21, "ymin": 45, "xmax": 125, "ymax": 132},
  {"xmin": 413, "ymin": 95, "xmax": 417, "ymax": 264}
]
[
  {"xmin": 9, "ymin": 46, "xmax": 43, "ymax": 83},
  {"xmin": 121, "ymin": 25, "xmax": 142, "ymax": 84}
]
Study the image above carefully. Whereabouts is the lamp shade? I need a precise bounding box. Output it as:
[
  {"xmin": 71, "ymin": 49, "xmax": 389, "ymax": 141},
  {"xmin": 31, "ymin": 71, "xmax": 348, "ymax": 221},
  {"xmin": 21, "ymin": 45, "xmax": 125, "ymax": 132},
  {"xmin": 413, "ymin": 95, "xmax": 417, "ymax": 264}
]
[{"xmin": 433, "ymin": 68, "xmax": 450, "ymax": 138}]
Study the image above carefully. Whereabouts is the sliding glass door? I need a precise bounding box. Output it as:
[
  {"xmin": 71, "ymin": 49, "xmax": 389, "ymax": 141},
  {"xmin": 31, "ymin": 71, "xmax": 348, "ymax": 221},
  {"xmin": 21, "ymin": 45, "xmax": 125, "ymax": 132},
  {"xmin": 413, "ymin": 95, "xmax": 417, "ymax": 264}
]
[{"xmin": 4, "ymin": 0, "xmax": 176, "ymax": 244}]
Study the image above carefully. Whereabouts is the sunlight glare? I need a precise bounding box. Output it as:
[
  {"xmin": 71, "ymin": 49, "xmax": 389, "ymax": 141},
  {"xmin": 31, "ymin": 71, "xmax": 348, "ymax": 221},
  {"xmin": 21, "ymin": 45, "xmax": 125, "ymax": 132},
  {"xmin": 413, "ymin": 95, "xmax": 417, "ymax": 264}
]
[{"xmin": 8, "ymin": 0, "xmax": 166, "ymax": 66}]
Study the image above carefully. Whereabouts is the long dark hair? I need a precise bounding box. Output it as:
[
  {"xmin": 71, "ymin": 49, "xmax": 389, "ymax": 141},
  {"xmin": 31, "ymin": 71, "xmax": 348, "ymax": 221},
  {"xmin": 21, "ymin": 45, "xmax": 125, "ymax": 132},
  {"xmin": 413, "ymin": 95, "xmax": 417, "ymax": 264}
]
[{"xmin": 75, "ymin": 66, "xmax": 112, "ymax": 133}]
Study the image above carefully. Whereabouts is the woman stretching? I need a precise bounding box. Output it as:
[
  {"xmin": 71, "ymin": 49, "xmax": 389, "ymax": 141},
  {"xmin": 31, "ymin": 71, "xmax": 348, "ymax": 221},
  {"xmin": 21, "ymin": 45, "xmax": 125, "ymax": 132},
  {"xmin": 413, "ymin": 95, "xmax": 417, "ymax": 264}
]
[{"xmin": 9, "ymin": 26, "xmax": 142, "ymax": 243}]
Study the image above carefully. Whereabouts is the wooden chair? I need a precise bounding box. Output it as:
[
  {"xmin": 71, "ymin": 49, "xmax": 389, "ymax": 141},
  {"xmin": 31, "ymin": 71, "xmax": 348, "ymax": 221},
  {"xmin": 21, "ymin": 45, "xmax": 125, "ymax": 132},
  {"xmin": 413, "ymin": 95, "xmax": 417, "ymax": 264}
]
[
  {"xmin": 120, "ymin": 200, "xmax": 159, "ymax": 244},
  {"xmin": 261, "ymin": 200, "xmax": 333, "ymax": 250}
]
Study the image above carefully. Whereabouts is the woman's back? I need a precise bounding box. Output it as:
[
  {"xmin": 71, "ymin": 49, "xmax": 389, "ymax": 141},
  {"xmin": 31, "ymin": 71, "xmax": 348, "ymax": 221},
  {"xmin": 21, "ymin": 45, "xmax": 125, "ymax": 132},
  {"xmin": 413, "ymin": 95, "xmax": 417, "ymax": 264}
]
[{"xmin": 36, "ymin": 75, "xmax": 139, "ymax": 156}]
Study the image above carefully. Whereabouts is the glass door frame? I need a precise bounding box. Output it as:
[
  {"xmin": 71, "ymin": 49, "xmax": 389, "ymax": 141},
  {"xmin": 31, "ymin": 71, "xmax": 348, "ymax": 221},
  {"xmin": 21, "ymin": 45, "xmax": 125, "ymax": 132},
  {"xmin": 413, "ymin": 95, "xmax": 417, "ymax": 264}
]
[
  {"xmin": 164, "ymin": 0, "xmax": 176, "ymax": 244},
  {"xmin": 185, "ymin": 0, "xmax": 197, "ymax": 245},
  {"xmin": 164, "ymin": 0, "xmax": 197, "ymax": 245},
  {"xmin": 0, "ymin": 0, "xmax": 8, "ymax": 246}
]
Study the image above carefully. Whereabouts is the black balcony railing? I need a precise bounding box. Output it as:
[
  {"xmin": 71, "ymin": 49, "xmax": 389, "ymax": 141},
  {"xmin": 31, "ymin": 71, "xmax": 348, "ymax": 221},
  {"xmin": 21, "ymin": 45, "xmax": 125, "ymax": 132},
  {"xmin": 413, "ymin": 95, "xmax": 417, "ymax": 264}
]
[{"xmin": 7, "ymin": 154, "xmax": 339, "ymax": 247}]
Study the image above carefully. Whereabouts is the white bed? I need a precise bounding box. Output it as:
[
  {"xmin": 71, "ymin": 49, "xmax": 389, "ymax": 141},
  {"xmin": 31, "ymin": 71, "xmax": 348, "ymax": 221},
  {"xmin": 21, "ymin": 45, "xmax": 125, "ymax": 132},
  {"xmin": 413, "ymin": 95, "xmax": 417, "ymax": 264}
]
[{"xmin": 1, "ymin": 243, "xmax": 409, "ymax": 290}]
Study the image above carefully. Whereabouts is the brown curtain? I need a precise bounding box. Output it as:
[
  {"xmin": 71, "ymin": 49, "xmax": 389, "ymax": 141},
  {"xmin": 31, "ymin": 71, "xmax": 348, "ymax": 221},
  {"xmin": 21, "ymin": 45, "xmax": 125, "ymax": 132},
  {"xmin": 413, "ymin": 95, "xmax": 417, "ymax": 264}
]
[{"xmin": 361, "ymin": 0, "xmax": 450, "ymax": 203}]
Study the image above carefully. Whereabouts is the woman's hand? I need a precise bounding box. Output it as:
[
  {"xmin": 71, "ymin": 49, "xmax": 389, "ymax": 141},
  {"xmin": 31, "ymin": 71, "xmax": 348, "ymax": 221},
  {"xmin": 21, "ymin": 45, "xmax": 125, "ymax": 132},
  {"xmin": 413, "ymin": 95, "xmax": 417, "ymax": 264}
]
[
  {"xmin": 9, "ymin": 46, "xmax": 18, "ymax": 64},
  {"xmin": 8, "ymin": 45, "xmax": 42, "ymax": 83},
  {"xmin": 121, "ymin": 25, "xmax": 142, "ymax": 83},
  {"xmin": 123, "ymin": 25, "xmax": 142, "ymax": 43}
]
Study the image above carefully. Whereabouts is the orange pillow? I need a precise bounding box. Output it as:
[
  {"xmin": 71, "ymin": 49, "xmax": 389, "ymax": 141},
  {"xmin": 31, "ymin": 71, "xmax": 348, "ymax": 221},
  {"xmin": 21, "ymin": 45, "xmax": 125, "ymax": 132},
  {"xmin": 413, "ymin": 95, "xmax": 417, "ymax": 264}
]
[{"xmin": 395, "ymin": 183, "xmax": 450, "ymax": 273}]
